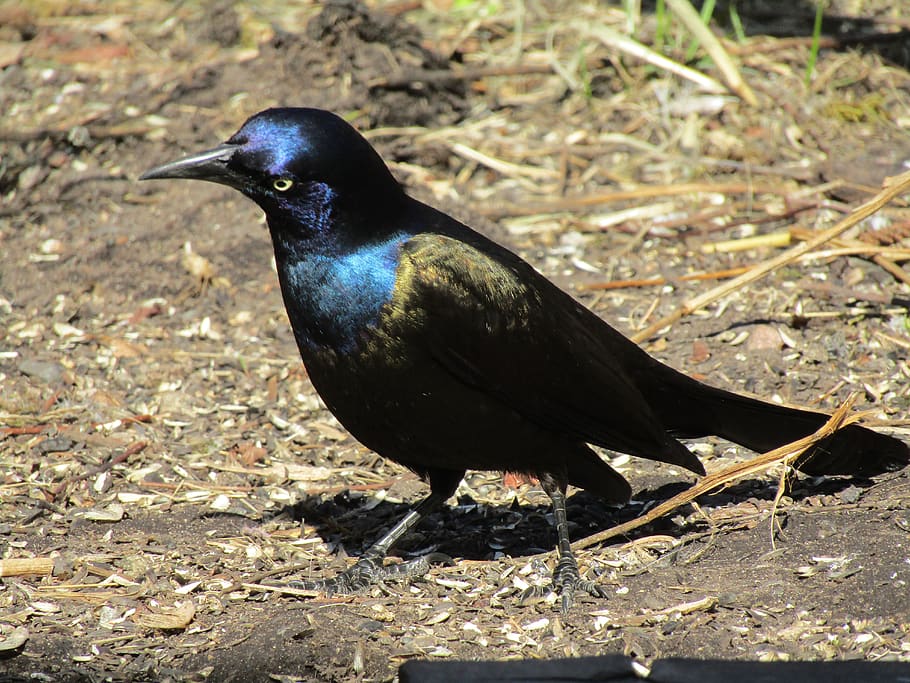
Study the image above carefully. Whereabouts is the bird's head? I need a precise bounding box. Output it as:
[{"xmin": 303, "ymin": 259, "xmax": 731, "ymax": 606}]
[{"xmin": 140, "ymin": 108, "xmax": 404, "ymax": 235}]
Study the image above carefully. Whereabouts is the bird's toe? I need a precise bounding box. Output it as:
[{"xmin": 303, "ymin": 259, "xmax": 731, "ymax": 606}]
[
  {"xmin": 518, "ymin": 556, "xmax": 608, "ymax": 612},
  {"xmin": 288, "ymin": 552, "xmax": 451, "ymax": 596}
]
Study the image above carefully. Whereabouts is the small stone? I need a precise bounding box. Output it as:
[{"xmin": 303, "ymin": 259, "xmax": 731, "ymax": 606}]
[
  {"xmin": 34, "ymin": 436, "xmax": 75, "ymax": 454},
  {"xmin": 18, "ymin": 358, "xmax": 64, "ymax": 384},
  {"xmin": 745, "ymin": 324, "xmax": 784, "ymax": 352},
  {"xmin": 839, "ymin": 485, "xmax": 862, "ymax": 504}
]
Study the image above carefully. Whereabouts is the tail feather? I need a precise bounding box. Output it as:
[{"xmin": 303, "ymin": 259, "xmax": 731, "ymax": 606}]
[
  {"xmin": 565, "ymin": 444, "xmax": 633, "ymax": 504},
  {"xmin": 650, "ymin": 372, "xmax": 909, "ymax": 477}
]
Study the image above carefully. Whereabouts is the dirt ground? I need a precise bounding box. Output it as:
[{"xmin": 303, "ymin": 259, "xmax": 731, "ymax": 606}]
[{"xmin": 2, "ymin": 1, "xmax": 910, "ymax": 681}]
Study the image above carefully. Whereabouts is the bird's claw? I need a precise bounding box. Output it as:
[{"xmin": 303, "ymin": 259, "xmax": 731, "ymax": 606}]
[
  {"xmin": 289, "ymin": 555, "xmax": 385, "ymax": 595},
  {"xmin": 288, "ymin": 552, "xmax": 452, "ymax": 595},
  {"xmin": 519, "ymin": 555, "xmax": 608, "ymax": 613}
]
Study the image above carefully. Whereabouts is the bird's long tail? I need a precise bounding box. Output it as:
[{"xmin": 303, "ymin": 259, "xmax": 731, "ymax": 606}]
[{"xmin": 650, "ymin": 371, "xmax": 908, "ymax": 476}]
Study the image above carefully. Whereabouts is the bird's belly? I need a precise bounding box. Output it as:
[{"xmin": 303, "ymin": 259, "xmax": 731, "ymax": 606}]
[{"xmin": 299, "ymin": 341, "xmax": 566, "ymax": 475}]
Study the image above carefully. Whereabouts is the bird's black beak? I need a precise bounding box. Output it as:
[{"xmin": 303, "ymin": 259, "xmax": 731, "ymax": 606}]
[{"xmin": 139, "ymin": 143, "xmax": 243, "ymax": 189}]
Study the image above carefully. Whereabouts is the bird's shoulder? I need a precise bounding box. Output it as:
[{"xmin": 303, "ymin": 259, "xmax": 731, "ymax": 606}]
[{"xmin": 389, "ymin": 230, "xmax": 543, "ymax": 324}]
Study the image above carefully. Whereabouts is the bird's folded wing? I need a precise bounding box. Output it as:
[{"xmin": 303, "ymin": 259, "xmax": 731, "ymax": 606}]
[{"xmin": 395, "ymin": 233, "xmax": 703, "ymax": 473}]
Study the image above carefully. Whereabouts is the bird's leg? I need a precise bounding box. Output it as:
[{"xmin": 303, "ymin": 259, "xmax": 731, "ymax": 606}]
[
  {"xmin": 290, "ymin": 489, "xmax": 451, "ymax": 595},
  {"xmin": 521, "ymin": 475, "xmax": 609, "ymax": 612}
]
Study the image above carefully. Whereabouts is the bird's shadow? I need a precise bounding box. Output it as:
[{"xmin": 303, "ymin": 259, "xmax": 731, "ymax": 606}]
[{"xmin": 273, "ymin": 472, "xmax": 874, "ymax": 563}]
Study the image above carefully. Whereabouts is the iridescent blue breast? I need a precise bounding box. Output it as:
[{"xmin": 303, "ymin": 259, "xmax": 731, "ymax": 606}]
[{"xmin": 281, "ymin": 234, "xmax": 407, "ymax": 352}]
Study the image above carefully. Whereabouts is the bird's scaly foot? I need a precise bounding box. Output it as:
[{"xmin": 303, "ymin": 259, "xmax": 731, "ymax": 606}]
[
  {"xmin": 519, "ymin": 554, "xmax": 608, "ymax": 613},
  {"xmin": 289, "ymin": 552, "xmax": 452, "ymax": 595}
]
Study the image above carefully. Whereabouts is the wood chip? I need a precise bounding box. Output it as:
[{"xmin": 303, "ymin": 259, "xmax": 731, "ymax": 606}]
[
  {"xmin": 132, "ymin": 601, "xmax": 196, "ymax": 630},
  {"xmin": 0, "ymin": 625, "xmax": 28, "ymax": 651},
  {"xmin": 0, "ymin": 557, "xmax": 54, "ymax": 578}
]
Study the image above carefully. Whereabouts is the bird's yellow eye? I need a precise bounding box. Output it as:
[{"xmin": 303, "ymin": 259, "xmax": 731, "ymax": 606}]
[{"xmin": 273, "ymin": 178, "xmax": 293, "ymax": 192}]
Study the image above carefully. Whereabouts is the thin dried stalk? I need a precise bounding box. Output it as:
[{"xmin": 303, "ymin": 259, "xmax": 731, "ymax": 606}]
[
  {"xmin": 580, "ymin": 265, "xmax": 753, "ymax": 291},
  {"xmin": 480, "ymin": 181, "xmax": 785, "ymax": 219},
  {"xmin": 790, "ymin": 227, "xmax": 910, "ymax": 286},
  {"xmin": 702, "ymin": 230, "xmax": 792, "ymax": 253},
  {"xmin": 665, "ymin": 0, "xmax": 758, "ymax": 105},
  {"xmin": 580, "ymin": 23, "xmax": 727, "ymax": 94}
]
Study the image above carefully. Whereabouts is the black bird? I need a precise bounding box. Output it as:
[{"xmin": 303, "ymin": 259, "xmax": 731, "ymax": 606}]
[{"xmin": 141, "ymin": 108, "xmax": 908, "ymax": 610}]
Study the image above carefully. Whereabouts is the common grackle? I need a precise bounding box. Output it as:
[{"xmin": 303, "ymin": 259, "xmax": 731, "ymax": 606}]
[{"xmin": 141, "ymin": 108, "xmax": 908, "ymax": 611}]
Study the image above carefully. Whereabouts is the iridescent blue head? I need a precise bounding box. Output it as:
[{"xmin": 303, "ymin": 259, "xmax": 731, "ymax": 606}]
[
  {"xmin": 141, "ymin": 108, "xmax": 413, "ymax": 353},
  {"xmin": 140, "ymin": 108, "xmax": 405, "ymax": 240}
]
